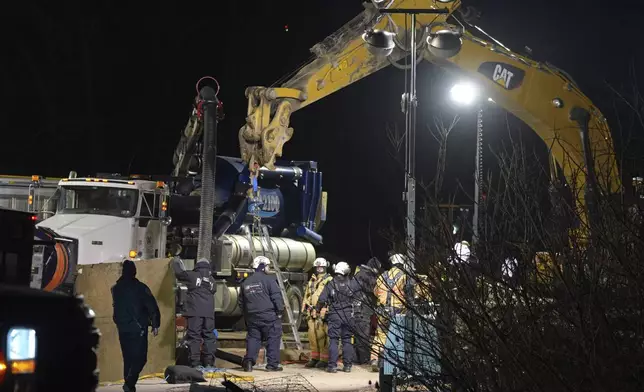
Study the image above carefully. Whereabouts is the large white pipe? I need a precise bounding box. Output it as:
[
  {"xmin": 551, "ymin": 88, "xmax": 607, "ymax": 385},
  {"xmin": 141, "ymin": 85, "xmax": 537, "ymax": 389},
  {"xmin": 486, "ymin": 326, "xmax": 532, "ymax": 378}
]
[{"xmin": 223, "ymin": 234, "xmax": 316, "ymax": 272}]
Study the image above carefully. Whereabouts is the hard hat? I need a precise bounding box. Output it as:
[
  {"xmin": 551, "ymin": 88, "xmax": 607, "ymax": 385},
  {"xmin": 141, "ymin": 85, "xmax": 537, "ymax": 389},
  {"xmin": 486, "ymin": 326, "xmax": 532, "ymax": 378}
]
[
  {"xmin": 389, "ymin": 253, "xmax": 405, "ymax": 265},
  {"xmin": 502, "ymin": 258, "xmax": 517, "ymax": 278},
  {"xmin": 251, "ymin": 255, "xmax": 271, "ymax": 269},
  {"xmin": 313, "ymin": 257, "xmax": 329, "ymax": 268},
  {"xmin": 334, "ymin": 261, "xmax": 351, "ymax": 275},
  {"xmin": 454, "ymin": 242, "xmax": 471, "ymax": 259}
]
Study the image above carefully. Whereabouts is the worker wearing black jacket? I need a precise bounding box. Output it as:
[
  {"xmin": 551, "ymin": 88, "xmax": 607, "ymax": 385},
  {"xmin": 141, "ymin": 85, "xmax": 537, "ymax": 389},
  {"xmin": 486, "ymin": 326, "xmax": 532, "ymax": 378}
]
[
  {"xmin": 317, "ymin": 261, "xmax": 359, "ymax": 373},
  {"xmin": 238, "ymin": 256, "xmax": 284, "ymax": 372},
  {"xmin": 172, "ymin": 257, "xmax": 217, "ymax": 371},
  {"xmin": 112, "ymin": 259, "xmax": 161, "ymax": 392},
  {"xmin": 352, "ymin": 256, "xmax": 381, "ymax": 364}
]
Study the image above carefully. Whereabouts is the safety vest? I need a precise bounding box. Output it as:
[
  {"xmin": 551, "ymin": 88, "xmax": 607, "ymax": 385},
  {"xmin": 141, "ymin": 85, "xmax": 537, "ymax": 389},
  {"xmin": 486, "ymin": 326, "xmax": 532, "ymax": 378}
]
[
  {"xmin": 532, "ymin": 252, "xmax": 555, "ymax": 284},
  {"xmin": 304, "ymin": 273, "xmax": 332, "ymax": 307},
  {"xmin": 375, "ymin": 267, "xmax": 406, "ymax": 309}
]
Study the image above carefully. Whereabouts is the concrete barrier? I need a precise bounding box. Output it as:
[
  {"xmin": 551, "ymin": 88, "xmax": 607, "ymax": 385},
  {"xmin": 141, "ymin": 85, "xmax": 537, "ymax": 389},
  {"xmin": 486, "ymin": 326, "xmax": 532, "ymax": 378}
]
[{"xmin": 75, "ymin": 258, "xmax": 176, "ymax": 383}]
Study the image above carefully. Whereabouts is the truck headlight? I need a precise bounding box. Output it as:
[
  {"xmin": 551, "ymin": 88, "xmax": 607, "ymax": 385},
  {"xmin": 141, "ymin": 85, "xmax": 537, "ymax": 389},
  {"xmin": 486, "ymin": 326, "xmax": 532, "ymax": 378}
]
[
  {"xmin": 7, "ymin": 328, "xmax": 36, "ymax": 361},
  {"xmin": 7, "ymin": 328, "xmax": 37, "ymax": 374}
]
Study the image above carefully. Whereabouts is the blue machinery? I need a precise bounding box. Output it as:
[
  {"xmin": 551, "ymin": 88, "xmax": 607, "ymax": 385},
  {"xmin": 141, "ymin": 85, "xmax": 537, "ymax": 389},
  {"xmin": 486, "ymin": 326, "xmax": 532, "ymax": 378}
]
[
  {"xmin": 381, "ymin": 313, "xmax": 442, "ymax": 392},
  {"xmin": 240, "ymin": 157, "xmax": 324, "ymax": 245},
  {"xmin": 181, "ymin": 155, "xmax": 326, "ymax": 245}
]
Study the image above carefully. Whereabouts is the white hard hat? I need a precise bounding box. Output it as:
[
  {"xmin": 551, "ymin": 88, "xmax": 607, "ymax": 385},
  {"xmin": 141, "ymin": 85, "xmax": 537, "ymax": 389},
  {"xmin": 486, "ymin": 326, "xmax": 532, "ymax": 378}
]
[
  {"xmin": 313, "ymin": 257, "xmax": 329, "ymax": 268},
  {"xmin": 454, "ymin": 241, "xmax": 470, "ymax": 259},
  {"xmin": 389, "ymin": 253, "xmax": 405, "ymax": 265},
  {"xmin": 502, "ymin": 258, "xmax": 517, "ymax": 278},
  {"xmin": 251, "ymin": 255, "xmax": 271, "ymax": 269},
  {"xmin": 334, "ymin": 261, "xmax": 351, "ymax": 275}
]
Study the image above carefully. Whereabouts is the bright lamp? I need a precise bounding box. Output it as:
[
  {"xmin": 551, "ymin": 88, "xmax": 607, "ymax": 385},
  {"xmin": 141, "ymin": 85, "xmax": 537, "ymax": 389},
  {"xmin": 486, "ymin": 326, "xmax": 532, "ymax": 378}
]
[{"xmin": 449, "ymin": 82, "xmax": 479, "ymax": 106}]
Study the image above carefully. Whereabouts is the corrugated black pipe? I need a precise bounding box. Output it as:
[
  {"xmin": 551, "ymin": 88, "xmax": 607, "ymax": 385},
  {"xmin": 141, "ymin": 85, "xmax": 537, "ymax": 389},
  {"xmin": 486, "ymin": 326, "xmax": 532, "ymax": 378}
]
[
  {"xmin": 212, "ymin": 196, "xmax": 248, "ymax": 239},
  {"xmin": 196, "ymin": 86, "xmax": 218, "ymax": 261}
]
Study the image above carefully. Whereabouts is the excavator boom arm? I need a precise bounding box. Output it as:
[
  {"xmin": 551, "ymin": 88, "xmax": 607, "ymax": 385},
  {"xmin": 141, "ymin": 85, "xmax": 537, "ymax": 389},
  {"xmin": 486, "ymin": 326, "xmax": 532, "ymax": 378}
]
[{"xmin": 238, "ymin": 0, "xmax": 619, "ymax": 229}]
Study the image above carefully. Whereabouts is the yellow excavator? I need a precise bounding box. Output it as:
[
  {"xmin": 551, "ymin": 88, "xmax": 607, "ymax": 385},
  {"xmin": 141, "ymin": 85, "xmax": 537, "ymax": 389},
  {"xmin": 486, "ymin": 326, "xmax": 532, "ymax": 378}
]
[{"xmin": 236, "ymin": 0, "xmax": 622, "ymax": 239}]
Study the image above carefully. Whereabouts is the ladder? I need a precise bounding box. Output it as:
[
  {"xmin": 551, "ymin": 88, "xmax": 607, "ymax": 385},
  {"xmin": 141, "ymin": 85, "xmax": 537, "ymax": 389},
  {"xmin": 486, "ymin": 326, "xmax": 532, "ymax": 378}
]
[{"xmin": 246, "ymin": 199, "xmax": 303, "ymax": 351}]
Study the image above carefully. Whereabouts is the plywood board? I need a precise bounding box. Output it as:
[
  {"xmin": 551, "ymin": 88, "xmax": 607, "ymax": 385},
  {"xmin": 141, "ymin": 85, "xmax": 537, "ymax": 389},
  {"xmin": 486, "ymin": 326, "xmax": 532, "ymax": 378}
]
[{"xmin": 75, "ymin": 258, "xmax": 176, "ymax": 383}]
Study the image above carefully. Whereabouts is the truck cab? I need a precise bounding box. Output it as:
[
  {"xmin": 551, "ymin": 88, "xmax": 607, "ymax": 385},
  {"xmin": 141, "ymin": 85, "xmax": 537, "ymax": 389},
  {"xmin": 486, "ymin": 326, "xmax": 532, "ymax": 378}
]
[{"xmin": 31, "ymin": 175, "xmax": 170, "ymax": 292}]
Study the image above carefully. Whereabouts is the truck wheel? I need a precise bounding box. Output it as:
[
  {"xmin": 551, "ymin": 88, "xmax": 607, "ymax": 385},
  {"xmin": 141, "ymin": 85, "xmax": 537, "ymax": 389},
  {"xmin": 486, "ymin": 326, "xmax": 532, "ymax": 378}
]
[{"xmin": 284, "ymin": 286, "xmax": 303, "ymax": 334}]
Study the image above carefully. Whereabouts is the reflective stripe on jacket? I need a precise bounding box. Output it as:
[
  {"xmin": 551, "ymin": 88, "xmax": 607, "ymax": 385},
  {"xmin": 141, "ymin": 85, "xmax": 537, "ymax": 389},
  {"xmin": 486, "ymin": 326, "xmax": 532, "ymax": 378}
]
[
  {"xmin": 374, "ymin": 266, "xmax": 407, "ymax": 309},
  {"xmin": 303, "ymin": 273, "xmax": 333, "ymax": 308}
]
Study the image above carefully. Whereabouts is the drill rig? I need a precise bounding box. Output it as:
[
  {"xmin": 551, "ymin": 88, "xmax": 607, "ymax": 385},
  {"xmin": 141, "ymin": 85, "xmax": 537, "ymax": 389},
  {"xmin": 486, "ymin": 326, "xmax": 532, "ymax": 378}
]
[{"xmin": 30, "ymin": 82, "xmax": 327, "ymax": 333}]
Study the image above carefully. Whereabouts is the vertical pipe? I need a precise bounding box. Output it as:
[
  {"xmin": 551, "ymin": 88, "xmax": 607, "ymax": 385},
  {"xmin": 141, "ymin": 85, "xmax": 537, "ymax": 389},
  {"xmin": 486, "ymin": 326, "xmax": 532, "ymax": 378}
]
[
  {"xmin": 404, "ymin": 13, "xmax": 418, "ymax": 366},
  {"xmin": 300, "ymin": 171, "xmax": 310, "ymax": 226},
  {"xmin": 473, "ymin": 106, "xmax": 483, "ymax": 245},
  {"xmin": 196, "ymin": 86, "xmax": 219, "ymax": 261},
  {"xmin": 406, "ymin": 13, "xmax": 417, "ymax": 253}
]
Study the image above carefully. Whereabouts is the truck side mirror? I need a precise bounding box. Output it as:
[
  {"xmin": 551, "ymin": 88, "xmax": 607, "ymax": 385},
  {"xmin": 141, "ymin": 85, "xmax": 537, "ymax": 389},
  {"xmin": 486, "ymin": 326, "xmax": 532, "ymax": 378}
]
[{"xmin": 161, "ymin": 216, "xmax": 172, "ymax": 226}]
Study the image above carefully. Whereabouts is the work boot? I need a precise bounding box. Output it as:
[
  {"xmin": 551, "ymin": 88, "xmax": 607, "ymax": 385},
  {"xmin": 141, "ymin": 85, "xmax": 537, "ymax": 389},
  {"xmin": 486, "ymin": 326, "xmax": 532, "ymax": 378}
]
[
  {"xmin": 305, "ymin": 359, "xmax": 319, "ymax": 368},
  {"xmin": 326, "ymin": 367, "xmax": 338, "ymax": 373},
  {"xmin": 266, "ymin": 365, "xmax": 283, "ymax": 372},
  {"xmin": 370, "ymin": 359, "xmax": 379, "ymax": 372},
  {"xmin": 315, "ymin": 360, "xmax": 328, "ymax": 369},
  {"xmin": 242, "ymin": 359, "xmax": 253, "ymax": 372},
  {"xmin": 342, "ymin": 364, "xmax": 352, "ymax": 373},
  {"xmin": 122, "ymin": 384, "xmax": 135, "ymax": 392}
]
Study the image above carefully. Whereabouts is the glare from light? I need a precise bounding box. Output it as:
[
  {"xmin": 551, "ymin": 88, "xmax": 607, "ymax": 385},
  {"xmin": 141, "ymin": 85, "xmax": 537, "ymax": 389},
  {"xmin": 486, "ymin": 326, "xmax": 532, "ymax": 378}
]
[
  {"xmin": 449, "ymin": 82, "xmax": 479, "ymax": 106},
  {"xmin": 7, "ymin": 328, "xmax": 37, "ymax": 361}
]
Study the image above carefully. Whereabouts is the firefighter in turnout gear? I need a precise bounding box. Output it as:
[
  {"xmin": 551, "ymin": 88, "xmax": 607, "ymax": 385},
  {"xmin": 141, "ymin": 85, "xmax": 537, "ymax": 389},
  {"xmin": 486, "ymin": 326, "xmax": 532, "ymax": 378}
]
[
  {"xmin": 172, "ymin": 257, "xmax": 217, "ymax": 371},
  {"xmin": 302, "ymin": 257, "xmax": 333, "ymax": 368},
  {"xmin": 238, "ymin": 256, "xmax": 284, "ymax": 372},
  {"xmin": 370, "ymin": 253, "xmax": 415, "ymax": 372},
  {"xmin": 316, "ymin": 261, "xmax": 359, "ymax": 373}
]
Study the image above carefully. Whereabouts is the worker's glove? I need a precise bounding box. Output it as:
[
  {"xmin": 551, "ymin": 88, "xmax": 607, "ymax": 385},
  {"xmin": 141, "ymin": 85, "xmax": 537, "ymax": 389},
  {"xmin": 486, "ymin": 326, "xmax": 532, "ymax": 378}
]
[{"xmin": 320, "ymin": 307, "xmax": 327, "ymax": 320}]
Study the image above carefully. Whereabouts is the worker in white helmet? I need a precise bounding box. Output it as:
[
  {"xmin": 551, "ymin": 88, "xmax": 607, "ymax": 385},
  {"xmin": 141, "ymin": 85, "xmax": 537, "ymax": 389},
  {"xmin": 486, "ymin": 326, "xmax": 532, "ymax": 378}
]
[
  {"xmin": 370, "ymin": 253, "xmax": 414, "ymax": 372},
  {"xmin": 316, "ymin": 261, "xmax": 358, "ymax": 373},
  {"xmin": 452, "ymin": 241, "xmax": 471, "ymax": 263},
  {"xmin": 238, "ymin": 256, "xmax": 284, "ymax": 372},
  {"xmin": 302, "ymin": 257, "xmax": 333, "ymax": 368}
]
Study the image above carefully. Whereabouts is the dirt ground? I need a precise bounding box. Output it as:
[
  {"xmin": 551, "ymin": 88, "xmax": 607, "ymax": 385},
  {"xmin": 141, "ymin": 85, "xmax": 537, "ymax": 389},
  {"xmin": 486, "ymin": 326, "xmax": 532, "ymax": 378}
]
[
  {"xmin": 97, "ymin": 362, "xmax": 378, "ymax": 392},
  {"xmin": 97, "ymin": 344, "xmax": 378, "ymax": 392}
]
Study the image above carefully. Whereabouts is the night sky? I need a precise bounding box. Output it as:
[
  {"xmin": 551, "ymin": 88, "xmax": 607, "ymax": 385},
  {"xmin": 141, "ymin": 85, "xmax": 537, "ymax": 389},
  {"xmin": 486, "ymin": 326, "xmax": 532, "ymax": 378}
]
[{"xmin": 2, "ymin": 1, "xmax": 643, "ymax": 265}]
